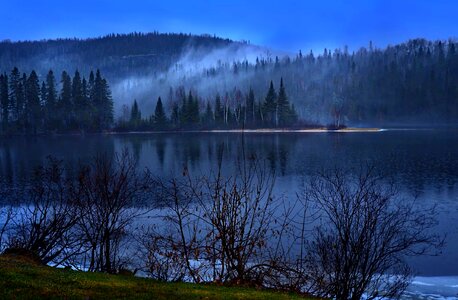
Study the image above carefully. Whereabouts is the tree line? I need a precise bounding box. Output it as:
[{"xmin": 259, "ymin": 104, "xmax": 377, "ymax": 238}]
[
  {"xmin": 129, "ymin": 38, "xmax": 456, "ymax": 126},
  {"xmin": 0, "ymin": 68, "xmax": 114, "ymax": 134},
  {"xmin": 117, "ymin": 78, "xmax": 299, "ymax": 131},
  {"xmin": 2, "ymin": 36, "xmax": 457, "ymax": 127},
  {"xmin": 194, "ymin": 39, "xmax": 458, "ymax": 125}
]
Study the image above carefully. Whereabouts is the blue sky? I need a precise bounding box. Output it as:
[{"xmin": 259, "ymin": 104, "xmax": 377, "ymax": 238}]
[{"xmin": 1, "ymin": 0, "xmax": 457, "ymax": 52}]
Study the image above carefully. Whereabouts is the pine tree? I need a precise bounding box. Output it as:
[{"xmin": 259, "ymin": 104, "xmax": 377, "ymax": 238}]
[
  {"xmin": 263, "ymin": 80, "xmax": 277, "ymax": 126},
  {"xmin": 277, "ymin": 78, "xmax": 292, "ymax": 126},
  {"xmin": 92, "ymin": 70, "xmax": 114, "ymax": 131},
  {"xmin": 25, "ymin": 70, "xmax": 41, "ymax": 133},
  {"xmin": 153, "ymin": 96, "xmax": 167, "ymax": 129},
  {"xmin": 59, "ymin": 71, "xmax": 72, "ymax": 129},
  {"xmin": 130, "ymin": 99, "xmax": 141, "ymax": 129},
  {"xmin": 45, "ymin": 70, "xmax": 57, "ymax": 130},
  {"xmin": 101, "ymin": 77, "xmax": 114, "ymax": 129},
  {"xmin": 72, "ymin": 70, "xmax": 85, "ymax": 129},
  {"xmin": 0, "ymin": 74, "xmax": 9, "ymax": 132},
  {"xmin": 9, "ymin": 67, "xmax": 21, "ymax": 126}
]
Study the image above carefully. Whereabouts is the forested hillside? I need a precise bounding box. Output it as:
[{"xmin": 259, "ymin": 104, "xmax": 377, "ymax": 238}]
[
  {"xmin": 0, "ymin": 32, "xmax": 237, "ymax": 78},
  {"xmin": 0, "ymin": 33, "xmax": 457, "ymax": 130}
]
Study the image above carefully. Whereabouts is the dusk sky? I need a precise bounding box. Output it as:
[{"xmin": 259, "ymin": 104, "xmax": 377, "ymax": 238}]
[{"xmin": 1, "ymin": 0, "xmax": 457, "ymax": 52}]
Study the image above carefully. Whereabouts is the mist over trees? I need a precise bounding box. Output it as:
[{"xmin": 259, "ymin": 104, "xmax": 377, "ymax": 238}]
[
  {"xmin": 0, "ymin": 68, "xmax": 113, "ymax": 133},
  {"xmin": 1, "ymin": 33, "xmax": 457, "ymax": 128},
  {"xmin": 116, "ymin": 79, "xmax": 299, "ymax": 131},
  {"xmin": 0, "ymin": 32, "xmax": 237, "ymax": 78},
  {"xmin": 150, "ymin": 38, "xmax": 458, "ymax": 126}
]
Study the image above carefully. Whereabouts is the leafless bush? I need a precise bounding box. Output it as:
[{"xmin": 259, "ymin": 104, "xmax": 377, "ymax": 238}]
[
  {"xmin": 7, "ymin": 157, "xmax": 80, "ymax": 265},
  {"xmin": 143, "ymin": 157, "xmax": 300, "ymax": 286},
  {"xmin": 74, "ymin": 150, "xmax": 153, "ymax": 273},
  {"xmin": 302, "ymin": 166, "xmax": 444, "ymax": 300},
  {"xmin": 0, "ymin": 205, "xmax": 15, "ymax": 252}
]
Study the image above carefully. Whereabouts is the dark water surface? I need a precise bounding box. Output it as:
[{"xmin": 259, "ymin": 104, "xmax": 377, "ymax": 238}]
[{"xmin": 1, "ymin": 130, "xmax": 458, "ymax": 279}]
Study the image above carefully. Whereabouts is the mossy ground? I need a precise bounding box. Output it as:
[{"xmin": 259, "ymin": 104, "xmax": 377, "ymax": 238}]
[{"xmin": 0, "ymin": 254, "xmax": 311, "ymax": 299}]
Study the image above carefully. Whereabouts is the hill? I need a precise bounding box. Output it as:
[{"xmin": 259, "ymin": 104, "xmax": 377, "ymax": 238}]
[{"xmin": 0, "ymin": 32, "xmax": 242, "ymax": 79}]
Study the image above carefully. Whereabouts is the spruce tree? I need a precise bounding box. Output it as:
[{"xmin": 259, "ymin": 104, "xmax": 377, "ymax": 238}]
[
  {"xmin": 92, "ymin": 70, "xmax": 114, "ymax": 131},
  {"xmin": 263, "ymin": 80, "xmax": 277, "ymax": 126},
  {"xmin": 0, "ymin": 74, "xmax": 9, "ymax": 132},
  {"xmin": 72, "ymin": 70, "xmax": 85, "ymax": 129},
  {"xmin": 101, "ymin": 77, "xmax": 114, "ymax": 129},
  {"xmin": 59, "ymin": 71, "xmax": 72, "ymax": 129},
  {"xmin": 153, "ymin": 96, "xmax": 167, "ymax": 129},
  {"xmin": 130, "ymin": 99, "xmax": 141, "ymax": 129},
  {"xmin": 45, "ymin": 70, "xmax": 57, "ymax": 130},
  {"xmin": 25, "ymin": 70, "xmax": 41, "ymax": 133},
  {"xmin": 9, "ymin": 67, "xmax": 21, "ymax": 125},
  {"xmin": 277, "ymin": 77, "xmax": 292, "ymax": 126}
]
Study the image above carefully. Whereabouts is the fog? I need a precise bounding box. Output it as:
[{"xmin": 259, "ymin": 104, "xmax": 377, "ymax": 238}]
[{"xmin": 111, "ymin": 42, "xmax": 278, "ymax": 116}]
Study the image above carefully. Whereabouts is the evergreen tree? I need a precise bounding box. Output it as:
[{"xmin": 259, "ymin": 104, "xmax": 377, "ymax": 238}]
[
  {"xmin": 25, "ymin": 70, "xmax": 41, "ymax": 133},
  {"xmin": 277, "ymin": 78, "xmax": 292, "ymax": 126},
  {"xmin": 72, "ymin": 70, "xmax": 85, "ymax": 129},
  {"xmin": 92, "ymin": 70, "xmax": 114, "ymax": 130},
  {"xmin": 130, "ymin": 99, "xmax": 141, "ymax": 129},
  {"xmin": 59, "ymin": 71, "xmax": 72, "ymax": 129},
  {"xmin": 263, "ymin": 80, "xmax": 277, "ymax": 126},
  {"xmin": 45, "ymin": 70, "xmax": 57, "ymax": 130},
  {"xmin": 0, "ymin": 74, "xmax": 9, "ymax": 131},
  {"xmin": 9, "ymin": 67, "xmax": 22, "ymax": 126},
  {"xmin": 153, "ymin": 96, "xmax": 167, "ymax": 129}
]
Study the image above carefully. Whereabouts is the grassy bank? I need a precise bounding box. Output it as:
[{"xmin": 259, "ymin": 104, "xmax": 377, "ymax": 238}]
[{"xmin": 0, "ymin": 254, "xmax": 310, "ymax": 299}]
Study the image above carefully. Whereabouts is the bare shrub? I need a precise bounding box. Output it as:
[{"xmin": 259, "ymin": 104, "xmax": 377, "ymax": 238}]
[
  {"xmin": 74, "ymin": 150, "xmax": 153, "ymax": 273},
  {"xmin": 143, "ymin": 157, "xmax": 299, "ymax": 286},
  {"xmin": 0, "ymin": 205, "xmax": 15, "ymax": 252},
  {"xmin": 7, "ymin": 157, "xmax": 80, "ymax": 265},
  {"xmin": 302, "ymin": 167, "xmax": 444, "ymax": 300}
]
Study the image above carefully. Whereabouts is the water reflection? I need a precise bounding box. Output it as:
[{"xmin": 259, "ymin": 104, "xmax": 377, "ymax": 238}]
[
  {"xmin": 1, "ymin": 131, "xmax": 458, "ymax": 195},
  {"xmin": 0, "ymin": 130, "xmax": 458, "ymax": 277}
]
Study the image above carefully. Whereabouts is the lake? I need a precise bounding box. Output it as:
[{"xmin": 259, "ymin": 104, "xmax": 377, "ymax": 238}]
[{"xmin": 1, "ymin": 129, "xmax": 458, "ymax": 297}]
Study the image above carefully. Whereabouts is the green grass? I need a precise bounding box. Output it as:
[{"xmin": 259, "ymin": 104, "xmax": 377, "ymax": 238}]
[{"xmin": 0, "ymin": 254, "xmax": 311, "ymax": 299}]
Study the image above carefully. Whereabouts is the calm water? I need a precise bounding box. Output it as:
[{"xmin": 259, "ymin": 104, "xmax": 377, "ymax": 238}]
[{"xmin": 1, "ymin": 130, "xmax": 458, "ymax": 280}]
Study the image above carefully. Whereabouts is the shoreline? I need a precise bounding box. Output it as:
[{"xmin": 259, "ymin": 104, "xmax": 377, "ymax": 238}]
[
  {"xmin": 5, "ymin": 127, "xmax": 458, "ymax": 137},
  {"xmin": 107, "ymin": 127, "xmax": 384, "ymax": 135}
]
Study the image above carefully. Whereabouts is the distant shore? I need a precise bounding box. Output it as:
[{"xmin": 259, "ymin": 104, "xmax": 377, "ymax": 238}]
[{"xmin": 107, "ymin": 127, "xmax": 383, "ymax": 135}]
